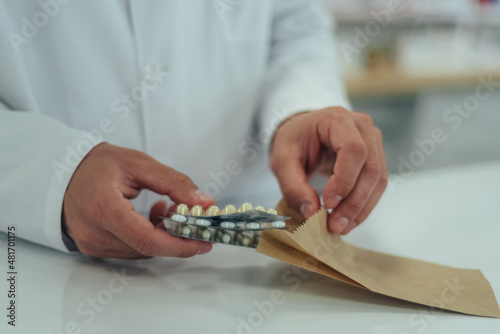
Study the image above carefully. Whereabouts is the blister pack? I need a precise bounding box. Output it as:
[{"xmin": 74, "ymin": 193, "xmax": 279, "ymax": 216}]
[{"xmin": 162, "ymin": 203, "xmax": 292, "ymax": 248}]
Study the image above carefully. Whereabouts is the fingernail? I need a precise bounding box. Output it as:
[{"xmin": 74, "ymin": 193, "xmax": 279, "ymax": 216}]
[
  {"xmin": 326, "ymin": 195, "xmax": 343, "ymax": 209},
  {"xmin": 299, "ymin": 202, "xmax": 313, "ymax": 218},
  {"xmin": 194, "ymin": 190, "xmax": 213, "ymax": 202},
  {"xmin": 198, "ymin": 244, "xmax": 212, "ymax": 255},
  {"xmin": 331, "ymin": 216, "xmax": 349, "ymax": 234},
  {"xmin": 341, "ymin": 220, "xmax": 358, "ymax": 235}
]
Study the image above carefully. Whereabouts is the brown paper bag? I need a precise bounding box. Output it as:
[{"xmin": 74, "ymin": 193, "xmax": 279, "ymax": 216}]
[{"xmin": 256, "ymin": 200, "xmax": 500, "ymax": 318}]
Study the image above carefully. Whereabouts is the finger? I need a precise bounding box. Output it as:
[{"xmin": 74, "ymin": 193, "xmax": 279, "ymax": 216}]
[
  {"xmin": 150, "ymin": 200, "xmax": 168, "ymax": 224},
  {"xmin": 342, "ymin": 128, "xmax": 388, "ymax": 234},
  {"xmin": 108, "ymin": 200, "xmax": 213, "ymax": 257},
  {"xmin": 320, "ymin": 115, "xmax": 368, "ymax": 211},
  {"xmin": 271, "ymin": 150, "xmax": 321, "ymax": 219},
  {"xmin": 327, "ymin": 126, "xmax": 380, "ymax": 234},
  {"xmin": 76, "ymin": 228, "xmax": 149, "ymax": 259},
  {"xmin": 128, "ymin": 156, "xmax": 215, "ymax": 208},
  {"xmin": 167, "ymin": 203, "xmax": 177, "ymax": 214}
]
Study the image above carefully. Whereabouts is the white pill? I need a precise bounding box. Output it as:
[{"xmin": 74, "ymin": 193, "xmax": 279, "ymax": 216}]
[
  {"xmin": 195, "ymin": 219, "xmax": 212, "ymax": 227},
  {"xmin": 221, "ymin": 204, "xmax": 237, "ymax": 215},
  {"xmin": 254, "ymin": 206, "xmax": 266, "ymax": 212},
  {"xmin": 267, "ymin": 208, "xmax": 278, "ymax": 215},
  {"xmin": 270, "ymin": 221, "xmax": 286, "ymax": 228},
  {"xmin": 238, "ymin": 202, "xmax": 253, "ymax": 212},
  {"xmin": 171, "ymin": 214, "xmax": 187, "ymax": 223},
  {"xmin": 245, "ymin": 222, "xmax": 261, "ymax": 230},
  {"xmin": 220, "ymin": 221, "xmax": 236, "ymax": 229}
]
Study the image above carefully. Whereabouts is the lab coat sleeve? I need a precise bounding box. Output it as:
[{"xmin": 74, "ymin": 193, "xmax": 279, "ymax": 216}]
[
  {"xmin": 0, "ymin": 105, "xmax": 103, "ymax": 253},
  {"xmin": 259, "ymin": 0, "xmax": 351, "ymax": 145}
]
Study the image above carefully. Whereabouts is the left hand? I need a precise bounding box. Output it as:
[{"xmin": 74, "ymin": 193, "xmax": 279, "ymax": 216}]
[{"xmin": 270, "ymin": 107, "xmax": 388, "ymax": 235}]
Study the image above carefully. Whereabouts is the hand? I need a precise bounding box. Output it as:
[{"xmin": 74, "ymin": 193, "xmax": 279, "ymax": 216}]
[
  {"xmin": 63, "ymin": 143, "xmax": 215, "ymax": 259},
  {"xmin": 270, "ymin": 107, "xmax": 388, "ymax": 235}
]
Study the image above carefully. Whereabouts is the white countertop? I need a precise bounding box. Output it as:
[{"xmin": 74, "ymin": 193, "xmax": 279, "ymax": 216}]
[{"xmin": 2, "ymin": 160, "xmax": 500, "ymax": 334}]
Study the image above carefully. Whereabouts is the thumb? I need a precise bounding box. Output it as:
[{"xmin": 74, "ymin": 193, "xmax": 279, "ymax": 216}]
[
  {"xmin": 272, "ymin": 158, "xmax": 320, "ymax": 219},
  {"xmin": 150, "ymin": 200, "xmax": 168, "ymax": 225},
  {"xmin": 131, "ymin": 157, "xmax": 215, "ymax": 208}
]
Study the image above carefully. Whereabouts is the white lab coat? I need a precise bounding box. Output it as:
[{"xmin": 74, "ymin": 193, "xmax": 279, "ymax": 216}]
[{"xmin": 0, "ymin": 0, "xmax": 349, "ymax": 252}]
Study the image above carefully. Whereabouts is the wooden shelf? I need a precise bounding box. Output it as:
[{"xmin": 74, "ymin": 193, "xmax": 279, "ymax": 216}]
[
  {"xmin": 345, "ymin": 71, "xmax": 500, "ymax": 98},
  {"xmin": 332, "ymin": 11, "xmax": 500, "ymax": 27},
  {"xmin": 335, "ymin": 15, "xmax": 500, "ymax": 27}
]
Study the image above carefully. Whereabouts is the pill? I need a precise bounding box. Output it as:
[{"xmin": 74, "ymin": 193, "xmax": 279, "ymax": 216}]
[
  {"xmin": 171, "ymin": 214, "xmax": 187, "ymax": 223},
  {"xmin": 190, "ymin": 205, "xmax": 203, "ymax": 216},
  {"xmin": 270, "ymin": 221, "xmax": 286, "ymax": 228},
  {"xmin": 221, "ymin": 204, "xmax": 237, "ymax": 215},
  {"xmin": 220, "ymin": 221, "xmax": 236, "ymax": 229},
  {"xmin": 192, "ymin": 205, "xmax": 208, "ymax": 226},
  {"xmin": 245, "ymin": 222, "xmax": 261, "ymax": 230},
  {"xmin": 221, "ymin": 233, "xmax": 232, "ymax": 244},
  {"xmin": 267, "ymin": 208, "xmax": 278, "ymax": 215},
  {"xmin": 172, "ymin": 204, "xmax": 189, "ymax": 222},
  {"xmin": 236, "ymin": 233, "xmax": 252, "ymax": 247},
  {"xmin": 216, "ymin": 230, "xmax": 233, "ymax": 244},
  {"xmin": 238, "ymin": 202, "xmax": 253, "ymax": 212},
  {"xmin": 196, "ymin": 219, "xmax": 212, "ymax": 227},
  {"xmin": 176, "ymin": 204, "xmax": 189, "ymax": 215},
  {"xmin": 205, "ymin": 205, "xmax": 221, "ymax": 216},
  {"xmin": 201, "ymin": 228, "xmax": 213, "ymax": 241},
  {"xmin": 181, "ymin": 225, "xmax": 192, "ymax": 237},
  {"xmin": 254, "ymin": 206, "xmax": 266, "ymax": 212}
]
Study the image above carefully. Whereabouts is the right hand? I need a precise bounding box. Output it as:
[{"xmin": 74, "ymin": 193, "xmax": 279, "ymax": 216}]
[{"xmin": 62, "ymin": 143, "xmax": 215, "ymax": 259}]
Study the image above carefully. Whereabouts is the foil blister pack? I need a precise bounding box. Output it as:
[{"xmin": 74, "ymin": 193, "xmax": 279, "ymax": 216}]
[{"xmin": 162, "ymin": 203, "xmax": 292, "ymax": 248}]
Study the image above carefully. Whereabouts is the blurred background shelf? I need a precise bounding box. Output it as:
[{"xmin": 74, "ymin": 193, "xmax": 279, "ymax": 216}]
[
  {"xmin": 334, "ymin": 15, "xmax": 500, "ymax": 27},
  {"xmin": 322, "ymin": 0, "xmax": 500, "ymax": 173},
  {"xmin": 323, "ymin": 0, "xmax": 500, "ymax": 26},
  {"xmin": 345, "ymin": 71, "xmax": 500, "ymax": 97}
]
